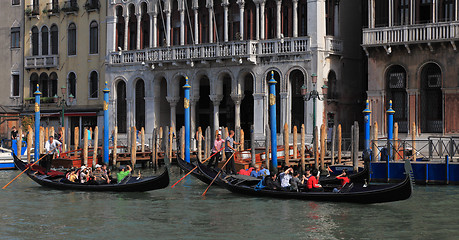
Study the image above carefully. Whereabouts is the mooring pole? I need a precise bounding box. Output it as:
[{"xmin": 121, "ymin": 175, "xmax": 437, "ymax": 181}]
[
  {"xmin": 268, "ymin": 71, "xmax": 278, "ymax": 173},
  {"xmin": 184, "ymin": 77, "xmax": 191, "ymax": 163},
  {"xmin": 363, "ymin": 99, "xmax": 371, "ymax": 151},
  {"xmin": 103, "ymin": 82, "xmax": 110, "ymax": 164},
  {"xmin": 34, "ymin": 84, "xmax": 41, "ymax": 162},
  {"xmin": 386, "ymin": 100, "xmax": 395, "ymax": 182}
]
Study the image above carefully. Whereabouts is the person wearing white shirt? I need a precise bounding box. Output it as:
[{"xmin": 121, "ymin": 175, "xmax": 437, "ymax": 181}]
[{"xmin": 42, "ymin": 136, "xmax": 61, "ymax": 173}]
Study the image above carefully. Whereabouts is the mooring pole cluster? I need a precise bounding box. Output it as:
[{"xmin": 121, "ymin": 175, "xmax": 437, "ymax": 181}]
[
  {"xmin": 103, "ymin": 82, "xmax": 110, "ymax": 164},
  {"xmin": 268, "ymin": 71, "xmax": 278, "ymax": 173},
  {"xmin": 184, "ymin": 77, "xmax": 191, "ymax": 163},
  {"xmin": 34, "ymin": 84, "xmax": 41, "ymax": 162}
]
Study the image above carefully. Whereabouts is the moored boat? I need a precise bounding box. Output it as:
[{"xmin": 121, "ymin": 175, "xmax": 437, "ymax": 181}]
[{"xmin": 13, "ymin": 154, "xmax": 169, "ymax": 192}]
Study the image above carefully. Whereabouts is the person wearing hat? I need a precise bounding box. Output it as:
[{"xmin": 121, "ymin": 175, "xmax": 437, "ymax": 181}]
[
  {"xmin": 79, "ymin": 165, "xmax": 90, "ymax": 183},
  {"xmin": 90, "ymin": 164, "xmax": 109, "ymax": 184},
  {"xmin": 117, "ymin": 165, "xmax": 132, "ymax": 183}
]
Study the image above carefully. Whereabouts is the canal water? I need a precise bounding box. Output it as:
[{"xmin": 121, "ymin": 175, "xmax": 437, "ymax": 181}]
[{"xmin": 1, "ymin": 167, "xmax": 458, "ymax": 240}]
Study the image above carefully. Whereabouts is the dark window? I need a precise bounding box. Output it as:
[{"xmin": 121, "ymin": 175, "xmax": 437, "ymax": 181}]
[
  {"xmin": 299, "ymin": 2, "xmax": 307, "ymax": 36},
  {"xmin": 12, "ymin": 74, "xmax": 20, "ymax": 97},
  {"xmin": 135, "ymin": 80, "xmax": 145, "ymax": 129},
  {"xmin": 395, "ymin": 0, "xmax": 410, "ymax": 25},
  {"xmin": 49, "ymin": 72, "xmax": 58, "ymax": 97},
  {"xmin": 12, "ymin": 0, "xmax": 20, "ymax": 5},
  {"xmin": 11, "ymin": 27, "xmax": 20, "ymax": 48},
  {"xmin": 68, "ymin": 23, "xmax": 76, "ymax": 55},
  {"xmin": 116, "ymin": 6, "xmax": 125, "ymax": 50},
  {"xmin": 39, "ymin": 73, "xmax": 49, "ymax": 97},
  {"xmin": 117, "ymin": 81, "xmax": 127, "ymax": 133},
  {"xmin": 417, "ymin": 0, "xmax": 432, "ymax": 23},
  {"xmin": 68, "ymin": 72, "xmax": 76, "ymax": 98},
  {"xmin": 421, "ymin": 63, "xmax": 442, "ymax": 133},
  {"xmin": 440, "ymin": 0, "xmax": 454, "ymax": 21},
  {"xmin": 50, "ymin": 25, "xmax": 58, "ymax": 55},
  {"xmin": 32, "ymin": 27, "xmax": 39, "ymax": 56},
  {"xmin": 41, "ymin": 26, "xmax": 49, "ymax": 55},
  {"xmin": 387, "ymin": 65, "xmax": 408, "ymax": 132},
  {"xmin": 375, "ymin": 0, "xmax": 389, "ymax": 27},
  {"xmin": 89, "ymin": 71, "xmax": 98, "ymax": 98},
  {"xmin": 327, "ymin": 70, "xmax": 338, "ymax": 100},
  {"xmin": 326, "ymin": 0, "xmax": 337, "ymax": 35},
  {"xmin": 30, "ymin": 73, "xmax": 39, "ymax": 97},
  {"xmin": 290, "ymin": 70, "xmax": 305, "ymax": 129},
  {"xmin": 89, "ymin": 21, "xmax": 98, "ymax": 54}
]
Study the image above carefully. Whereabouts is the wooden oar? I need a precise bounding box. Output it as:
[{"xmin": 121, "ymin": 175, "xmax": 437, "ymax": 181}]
[
  {"xmin": 2, "ymin": 147, "xmax": 57, "ymax": 189},
  {"xmin": 202, "ymin": 152, "xmax": 235, "ymax": 196},
  {"xmin": 171, "ymin": 147, "xmax": 225, "ymax": 188}
]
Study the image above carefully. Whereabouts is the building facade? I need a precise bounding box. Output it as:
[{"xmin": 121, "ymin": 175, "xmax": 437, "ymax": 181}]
[
  {"xmin": 0, "ymin": 0, "xmax": 24, "ymax": 138},
  {"xmin": 105, "ymin": 0, "xmax": 365, "ymax": 143},
  {"xmin": 23, "ymin": 0, "xmax": 106, "ymax": 137},
  {"xmin": 363, "ymin": 0, "xmax": 459, "ymax": 136}
]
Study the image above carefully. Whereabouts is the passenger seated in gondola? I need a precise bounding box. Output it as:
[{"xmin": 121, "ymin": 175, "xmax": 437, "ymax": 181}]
[
  {"xmin": 333, "ymin": 169, "xmax": 350, "ymax": 192},
  {"xmin": 101, "ymin": 164, "xmax": 115, "ymax": 183},
  {"xmin": 67, "ymin": 169, "xmax": 78, "ymax": 183},
  {"xmin": 79, "ymin": 166, "xmax": 90, "ymax": 183},
  {"xmin": 250, "ymin": 164, "xmax": 261, "ymax": 178},
  {"xmin": 289, "ymin": 172, "xmax": 306, "ymax": 192},
  {"xmin": 279, "ymin": 166, "xmax": 294, "ymax": 190},
  {"xmin": 90, "ymin": 164, "xmax": 110, "ymax": 184},
  {"xmin": 238, "ymin": 166, "xmax": 254, "ymax": 176},
  {"xmin": 258, "ymin": 164, "xmax": 270, "ymax": 178},
  {"xmin": 117, "ymin": 165, "xmax": 132, "ymax": 183},
  {"xmin": 306, "ymin": 169, "xmax": 324, "ymax": 192},
  {"xmin": 263, "ymin": 174, "xmax": 281, "ymax": 190}
]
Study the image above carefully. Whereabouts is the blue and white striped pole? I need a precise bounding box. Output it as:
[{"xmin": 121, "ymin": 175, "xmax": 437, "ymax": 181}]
[
  {"xmin": 103, "ymin": 82, "xmax": 110, "ymax": 164},
  {"xmin": 363, "ymin": 100, "xmax": 371, "ymax": 151},
  {"xmin": 184, "ymin": 77, "xmax": 191, "ymax": 163},
  {"xmin": 268, "ymin": 71, "xmax": 278, "ymax": 173},
  {"xmin": 34, "ymin": 84, "xmax": 41, "ymax": 162}
]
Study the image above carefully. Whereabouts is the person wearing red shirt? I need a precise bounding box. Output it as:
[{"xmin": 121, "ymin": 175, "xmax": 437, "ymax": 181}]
[
  {"xmin": 306, "ymin": 169, "xmax": 324, "ymax": 192},
  {"xmin": 336, "ymin": 169, "xmax": 350, "ymax": 187}
]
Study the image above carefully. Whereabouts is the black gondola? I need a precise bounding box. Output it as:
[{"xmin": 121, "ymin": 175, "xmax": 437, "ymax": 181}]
[
  {"xmin": 319, "ymin": 163, "xmax": 369, "ymax": 185},
  {"xmin": 13, "ymin": 154, "xmax": 169, "ymax": 192},
  {"xmin": 197, "ymin": 159, "xmax": 413, "ymax": 204},
  {"xmin": 176, "ymin": 157, "xmax": 212, "ymax": 185}
]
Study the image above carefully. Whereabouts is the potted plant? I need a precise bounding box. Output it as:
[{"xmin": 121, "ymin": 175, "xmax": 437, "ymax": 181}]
[{"xmin": 25, "ymin": 8, "xmax": 32, "ymax": 15}]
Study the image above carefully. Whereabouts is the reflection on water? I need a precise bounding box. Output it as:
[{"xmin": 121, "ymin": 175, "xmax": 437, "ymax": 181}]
[{"xmin": 1, "ymin": 167, "xmax": 458, "ymax": 239}]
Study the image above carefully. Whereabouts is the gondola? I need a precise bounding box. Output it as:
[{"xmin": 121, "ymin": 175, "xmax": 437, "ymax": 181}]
[
  {"xmin": 13, "ymin": 154, "xmax": 169, "ymax": 192},
  {"xmin": 197, "ymin": 159, "xmax": 413, "ymax": 204},
  {"xmin": 176, "ymin": 156, "xmax": 213, "ymax": 185},
  {"xmin": 319, "ymin": 163, "xmax": 369, "ymax": 185}
]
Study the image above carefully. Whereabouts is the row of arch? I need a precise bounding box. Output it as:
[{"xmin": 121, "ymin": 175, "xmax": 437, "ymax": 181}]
[
  {"xmin": 29, "ymin": 71, "xmax": 99, "ymax": 99},
  {"xmin": 30, "ymin": 21, "xmax": 99, "ymax": 56},
  {"xmin": 386, "ymin": 62, "xmax": 443, "ymax": 133}
]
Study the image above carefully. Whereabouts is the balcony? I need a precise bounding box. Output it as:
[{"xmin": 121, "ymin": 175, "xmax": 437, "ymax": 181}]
[
  {"xmin": 109, "ymin": 37, "xmax": 310, "ymax": 66},
  {"xmin": 84, "ymin": 0, "xmax": 100, "ymax": 12},
  {"xmin": 25, "ymin": 55, "xmax": 59, "ymax": 69},
  {"xmin": 25, "ymin": 4, "xmax": 39, "ymax": 16},
  {"xmin": 362, "ymin": 21, "xmax": 459, "ymax": 47},
  {"xmin": 61, "ymin": 1, "xmax": 79, "ymax": 14},
  {"xmin": 44, "ymin": 2, "xmax": 60, "ymax": 15},
  {"xmin": 325, "ymin": 36, "xmax": 343, "ymax": 54}
]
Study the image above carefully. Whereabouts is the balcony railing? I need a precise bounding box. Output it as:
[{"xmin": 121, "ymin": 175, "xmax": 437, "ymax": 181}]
[
  {"xmin": 25, "ymin": 55, "xmax": 59, "ymax": 69},
  {"xmin": 109, "ymin": 37, "xmax": 310, "ymax": 65},
  {"xmin": 61, "ymin": 1, "xmax": 79, "ymax": 13},
  {"xmin": 45, "ymin": 2, "xmax": 60, "ymax": 15},
  {"xmin": 325, "ymin": 36, "xmax": 343, "ymax": 54},
  {"xmin": 25, "ymin": 4, "xmax": 39, "ymax": 16},
  {"xmin": 363, "ymin": 21, "xmax": 459, "ymax": 46},
  {"xmin": 84, "ymin": 0, "xmax": 100, "ymax": 11}
]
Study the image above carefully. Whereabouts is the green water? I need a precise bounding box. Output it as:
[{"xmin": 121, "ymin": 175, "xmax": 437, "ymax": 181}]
[{"xmin": 1, "ymin": 167, "xmax": 458, "ymax": 240}]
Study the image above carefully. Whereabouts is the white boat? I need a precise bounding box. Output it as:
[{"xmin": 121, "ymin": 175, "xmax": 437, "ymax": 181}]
[{"xmin": 0, "ymin": 139, "xmax": 29, "ymax": 170}]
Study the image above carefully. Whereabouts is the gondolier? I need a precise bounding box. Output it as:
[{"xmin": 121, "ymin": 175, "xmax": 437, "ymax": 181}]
[
  {"xmin": 43, "ymin": 136, "xmax": 61, "ymax": 173},
  {"xmin": 224, "ymin": 130, "xmax": 239, "ymax": 174}
]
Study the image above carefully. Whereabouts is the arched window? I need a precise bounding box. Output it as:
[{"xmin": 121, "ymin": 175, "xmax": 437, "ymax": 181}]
[
  {"xmin": 41, "ymin": 26, "xmax": 49, "ymax": 55},
  {"xmin": 50, "ymin": 25, "xmax": 58, "ymax": 55},
  {"xmin": 421, "ymin": 63, "xmax": 443, "ymax": 133},
  {"xmin": 68, "ymin": 72, "xmax": 77, "ymax": 99},
  {"xmin": 68, "ymin": 23, "xmax": 76, "ymax": 55},
  {"xmin": 135, "ymin": 79, "xmax": 145, "ymax": 129},
  {"xmin": 39, "ymin": 73, "xmax": 49, "ymax": 97},
  {"xmin": 49, "ymin": 72, "xmax": 58, "ymax": 97},
  {"xmin": 115, "ymin": 6, "xmax": 125, "ymax": 50},
  {"xmin": 327, "ymin": 70, "xmax": 337, "ymax": 100},
  {"xmin": 386, "ymin": 65, "xmax": 408, "ymax": 132},
  {"xmin": 89, "ymin": 71, "xmax": 98, "ymax": 98},
  {"xmin": 31, "ymin": 27, "xmax": 39, "ymax": 56},
  {"xmin": 89, "ymin": 21, "xmax": 98, "ymax": 54},
  {"xmin": 290, "ymin": 70, "xmax": 305, "ymax": 129},
  {"xmin": 30, "ymin": 73, "xmax": 39, "ymax": 97},
  {"xmin": 116, "ymin": 81, "xmax": 127, "ymax": 133}
]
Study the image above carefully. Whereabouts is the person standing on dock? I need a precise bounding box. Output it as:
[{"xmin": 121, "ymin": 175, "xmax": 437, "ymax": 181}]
[
  {"xmin": 225, "ymin": 130, "xmax": 239, "ymax": 174},
  {"xmin": 208, "ymin": 134, "xmax": 225, "ymax": 168},
  {"xmin": 11, "ymin": 126, "xmax": 18, "ymax": 140},
  {"xmin": 43, "ymin": 136, "xmax": 61, "ymax": 173}
]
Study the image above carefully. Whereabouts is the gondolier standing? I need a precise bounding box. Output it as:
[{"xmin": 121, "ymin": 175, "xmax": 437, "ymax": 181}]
[
  {"xmin": 225, "ymin": 130, "xmax": 239, "ymax": 174},
  {"xmin": 43, "ymin": 136, "xmax": 61, "ymax": 173}
]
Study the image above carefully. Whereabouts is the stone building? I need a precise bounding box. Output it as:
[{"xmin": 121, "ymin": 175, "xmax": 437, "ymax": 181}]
[
  {"xmin": 23, "ymin": 0, "xmax": 107, "ymax": 138},
  {"xmin": 363, "ymin": 0, "xmax": 459, "ymax": 136},
  {"xmin": 105, "ymin": 0, "xmax": 366, "ymax": 143},
  {"xmin": 0, "ymin": 0, "xmax": 24, "ymax": 138}
]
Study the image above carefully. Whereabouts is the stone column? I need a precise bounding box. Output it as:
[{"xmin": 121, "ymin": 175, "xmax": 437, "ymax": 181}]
[
  {"xmin": 260, "ymin": 1, "xmax": 265, "ymax": 39},
  {"xmin": 232, "ymin": 94, "xmax": 244, "ymax": 131},
  {"xmin": 126, "ymin": 98, "xmax": 133, "ymax": 131},
  {"xmin": 276, "ymin": 0, "xmax": 281, "ymax": 38},
  {"xmin": 368, "ymin": 0, "xmax": 374, "ymax": 28},
  {"xmin": 107, "ymin": 16, "xmax": 117, "ymax": 53},
  {"xmin": 136, "ymin": 14, "xmax": 141, "ymax": 49},
  {"xmin": 166, "ymin": 10, "xmax": 171, "ymax": 46},
  {"xmin": 456, "ymin": 0, "xmax": 458, "ymax": 21},
  {"xmin": 180, "ymin": 7, "xmax": 185, "ymax": 45},
  {"xmin": 152, "ymin": 12, "xmax": 158, "ymax": 47},
  {"xmin": 292, "ymin": 0, "xmax": 298, "ymax": 37},
  {"xmin": 388, "ymin": 0, "xmax": 393, "ymax": 27},
  {"xmin": 193, "ymin": 7, "xmax": 199, "ymax": 44},
  {"xmin": 149, "ymin": 13, "xmax": 154, "ymax": 48},
  {"xmin": 210, "ymin": 94, "xmax": 223, "ymax": 132},
  {"xmin": 256, "ymin": 3, "xmax": 260, "ymax": 40},
  {"xmin": 145, "ymin": 97, "xmax": 155, "ymax": 135},
  {"xmin": 153, "ymin": 96, "xmax": 161, "ymax": 131},
  {"xmin": 167, "ymin": 97, "xmax": 179, "ymax": 130},
  {"xmin": 208, "ymin": 7, "xmax": 214, "ymax": 43},
  {"xmin": 410, "ymin": 0, "xmax": 415, "ymax": 25},
  {"xmin": 222, "ymin": 1, "xmax": 229, "ymax": 42},
  {"xmin": 432, "ymin": 0, "xmax": 437, "ymax": 23},
  {"xmin": 280, "ymin": 92, "xmax": 288, "ymax": 131},
  {"xmin": 252, "ymin": 93, "xmax": 265, "ymax": 138},
  {"xmin": 238, "ymin": 0, "xmax": 245, "ymax": 40},
  {"xmin": 190, "ymin": 98, "xmax": 199, "ymax": 142},
  {"xmin": 124, "ymin": 14, "xmax": 129, "ymax": 50}
]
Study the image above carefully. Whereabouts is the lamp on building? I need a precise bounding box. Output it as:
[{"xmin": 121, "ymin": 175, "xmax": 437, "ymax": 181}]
[
  {"xmin": 301, "ymin": 74, "xmax": 327, "ymax": 143},
  {"xmin": 54, "ymin": 85, "xmax": 74, "ymax": 128}
]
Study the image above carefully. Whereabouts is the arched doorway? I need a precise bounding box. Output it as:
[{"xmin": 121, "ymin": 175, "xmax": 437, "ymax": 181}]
[
  {"xmin": 197, "ymin": 76, "xmax": 211, "ymax": 129},
  {"xmin": 219, "ymin": 73, "xmax": 234, "ymax": 129},
  {"xmin": 266, "ymin": 71, "xmax": 281, "ymax": 132},
  {"xmin": 159, "ymin": 77, "xmax": 170, "ymax": 127},
  {"xmin": 115, "ymin": 6, "xmax": 124, "ymax": 50},
  {"xmin": 241, "ymin": 73, "xmax": 254, "ymax": 140},
  {"xmin": 386, "ymin": 65, "xmax": 407, "ymax": 132},
  {"xmin": 420, "ymin": 63, "xmax": 443, "ymax": 133},
  {"xmin": 175, "ymin": 76, "xmax": 186, "ymax": 129},
  {"xmin": 116, "ymin": 81, "xmax": 127, "ymax": 133},
  {"xmin": 290, "ymin": 69, "xmax": 305, "ymax": 129},
  {"xmin": 135, "ymin": 79, "xmax": 145, "ymax": 130}
]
